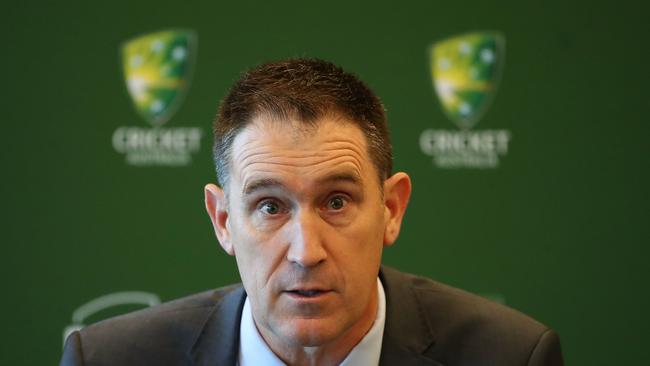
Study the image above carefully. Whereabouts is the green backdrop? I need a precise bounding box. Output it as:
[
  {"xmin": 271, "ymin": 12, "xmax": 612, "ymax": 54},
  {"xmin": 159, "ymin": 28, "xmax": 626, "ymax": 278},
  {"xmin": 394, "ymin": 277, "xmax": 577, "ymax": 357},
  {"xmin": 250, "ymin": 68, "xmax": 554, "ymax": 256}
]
[{"xmin": 3, "ymin": 1, "xmax": 648, "ymax": 364}]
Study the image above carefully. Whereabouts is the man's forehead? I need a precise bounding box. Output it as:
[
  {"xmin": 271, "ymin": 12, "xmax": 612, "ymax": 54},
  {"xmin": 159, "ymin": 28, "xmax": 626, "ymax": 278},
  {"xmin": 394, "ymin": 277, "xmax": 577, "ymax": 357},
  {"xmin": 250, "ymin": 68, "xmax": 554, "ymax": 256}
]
[
  {"xmin": 232, "ymin": 116, "xmax": 369, "ymax": 161},
  {"xmin": 227, "ymin": 116, "xmax": 376, "ymax": 194},
  {"xmin": 244, "ymin": 113, "xmax": 353, "ymax": 142}
]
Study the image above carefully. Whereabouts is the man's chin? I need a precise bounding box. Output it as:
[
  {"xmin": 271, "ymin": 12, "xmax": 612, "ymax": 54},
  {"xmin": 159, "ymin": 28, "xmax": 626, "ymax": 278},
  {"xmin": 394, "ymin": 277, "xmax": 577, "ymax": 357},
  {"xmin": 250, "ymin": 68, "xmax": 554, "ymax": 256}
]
[{"xmin": 275, "ymin": 318, "xmax": 344, "ymax": 347}]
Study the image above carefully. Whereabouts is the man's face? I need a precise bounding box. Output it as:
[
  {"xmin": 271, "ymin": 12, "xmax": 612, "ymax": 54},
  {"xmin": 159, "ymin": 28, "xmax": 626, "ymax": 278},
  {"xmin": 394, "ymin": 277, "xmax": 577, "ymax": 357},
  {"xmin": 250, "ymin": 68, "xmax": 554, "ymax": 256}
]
[{"xmin": 206, "ymin": 116, "xmax": 409, "ymax": 349}]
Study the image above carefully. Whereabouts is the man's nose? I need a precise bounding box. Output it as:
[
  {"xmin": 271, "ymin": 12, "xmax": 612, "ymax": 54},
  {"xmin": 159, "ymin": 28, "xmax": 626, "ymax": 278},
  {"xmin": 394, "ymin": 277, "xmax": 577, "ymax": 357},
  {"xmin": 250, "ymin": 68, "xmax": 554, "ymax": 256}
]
[{"xmin": 286, "ymin": 209, "xmax": 327, "ymax": 267}]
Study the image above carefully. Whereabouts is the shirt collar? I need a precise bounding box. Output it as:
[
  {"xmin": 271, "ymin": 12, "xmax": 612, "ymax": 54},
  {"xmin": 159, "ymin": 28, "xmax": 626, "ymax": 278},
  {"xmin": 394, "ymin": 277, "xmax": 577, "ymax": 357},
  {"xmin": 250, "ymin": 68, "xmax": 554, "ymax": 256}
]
[
  {"xmin": 339, "ymin": 277, "xmax": 386, "ymax": 366},
  {"xmin": 238, "ymin": 278, "xmax": 387, "ymax": 366},
  {"xmin": 238, "ymin": 293, "xmax": 285, "ymax": 366}
]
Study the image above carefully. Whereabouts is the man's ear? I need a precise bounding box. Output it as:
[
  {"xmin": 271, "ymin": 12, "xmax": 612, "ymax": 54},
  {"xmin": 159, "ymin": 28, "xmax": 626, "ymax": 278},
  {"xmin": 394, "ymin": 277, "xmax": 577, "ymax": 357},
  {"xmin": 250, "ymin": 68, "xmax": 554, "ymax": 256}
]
[
  {"xmin": 204, "ymin": 184, "xmax": 235, "ymax": 256},
  {"xmin": 382, "ymin": 172, "xmax": 412, "ymax": 247}
]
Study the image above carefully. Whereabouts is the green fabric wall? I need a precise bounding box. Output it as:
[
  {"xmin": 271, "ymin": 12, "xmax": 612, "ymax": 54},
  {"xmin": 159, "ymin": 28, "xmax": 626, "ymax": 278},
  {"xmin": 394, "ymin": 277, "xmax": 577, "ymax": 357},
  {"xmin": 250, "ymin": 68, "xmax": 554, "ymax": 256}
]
[{"xmin": 3, "ymin": 1, "xmax": 648, "ymax": 364}]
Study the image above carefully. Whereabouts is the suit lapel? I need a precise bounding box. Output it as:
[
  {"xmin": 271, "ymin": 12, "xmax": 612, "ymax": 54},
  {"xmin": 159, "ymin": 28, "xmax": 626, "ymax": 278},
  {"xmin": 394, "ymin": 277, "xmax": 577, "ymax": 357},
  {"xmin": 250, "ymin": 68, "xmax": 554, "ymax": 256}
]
[
  {"xmin": 190, "ymin": 285, "xmax": 246, "ymax": 366},
  {"xmin": 379, "ymin": 267, "xmax": 445, "ymax": 366}
]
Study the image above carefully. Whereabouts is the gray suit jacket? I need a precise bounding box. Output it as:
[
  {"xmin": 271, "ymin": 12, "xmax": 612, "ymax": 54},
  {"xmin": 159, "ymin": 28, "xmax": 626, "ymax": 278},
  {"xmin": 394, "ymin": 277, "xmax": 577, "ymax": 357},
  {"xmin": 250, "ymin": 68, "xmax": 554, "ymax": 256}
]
[{"xmin": 60, "ymin": 267, "xmax": 564, "ymax": 365}]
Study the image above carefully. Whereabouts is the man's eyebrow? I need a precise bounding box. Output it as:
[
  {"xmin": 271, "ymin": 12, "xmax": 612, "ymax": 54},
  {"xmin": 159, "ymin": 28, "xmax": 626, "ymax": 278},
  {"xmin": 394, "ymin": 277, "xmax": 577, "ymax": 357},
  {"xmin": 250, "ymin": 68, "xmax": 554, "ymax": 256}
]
[
  {"xmin": 242, "ymin": 178, "xmax": 285, "ymax": 196},
  {"xmin": 317, "ymin": 171, "xmax": 362, "ymax": 185}
]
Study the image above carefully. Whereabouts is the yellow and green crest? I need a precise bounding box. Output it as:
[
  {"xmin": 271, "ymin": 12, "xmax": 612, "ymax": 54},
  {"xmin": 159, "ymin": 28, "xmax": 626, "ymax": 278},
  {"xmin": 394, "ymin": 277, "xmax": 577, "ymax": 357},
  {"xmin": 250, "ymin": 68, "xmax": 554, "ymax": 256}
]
[
  {"xmin": 121, "ymin": 30, "xmax": 196, "ymax": 126},
  {"xmin": 429, "ymin": 32, "xmax": 505, "ymax": 129}
]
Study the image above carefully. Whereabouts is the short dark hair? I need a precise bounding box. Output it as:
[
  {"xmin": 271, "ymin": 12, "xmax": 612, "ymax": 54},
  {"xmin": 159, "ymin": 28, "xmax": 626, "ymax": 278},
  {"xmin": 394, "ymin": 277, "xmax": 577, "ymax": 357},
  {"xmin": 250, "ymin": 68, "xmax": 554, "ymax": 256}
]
[{"xmin": 212, "ymin": 58, "xmax": 392, "ymax": 189}]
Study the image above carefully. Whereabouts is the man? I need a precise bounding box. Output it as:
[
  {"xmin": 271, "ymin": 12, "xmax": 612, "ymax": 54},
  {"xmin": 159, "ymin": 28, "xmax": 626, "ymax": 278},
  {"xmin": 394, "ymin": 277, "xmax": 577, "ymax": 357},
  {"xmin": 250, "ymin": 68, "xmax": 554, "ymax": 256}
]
[{"xmin": 61, "ymin": 59, "xmax": 564, "ymax": 365}]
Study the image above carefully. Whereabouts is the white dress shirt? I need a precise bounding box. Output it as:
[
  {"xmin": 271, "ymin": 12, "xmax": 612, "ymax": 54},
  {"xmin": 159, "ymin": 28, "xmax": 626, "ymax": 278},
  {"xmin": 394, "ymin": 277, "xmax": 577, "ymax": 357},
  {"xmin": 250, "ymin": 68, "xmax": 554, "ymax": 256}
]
[{"xmin": 238, "ymin": 278, "xmax": 386, "ymax": 366}]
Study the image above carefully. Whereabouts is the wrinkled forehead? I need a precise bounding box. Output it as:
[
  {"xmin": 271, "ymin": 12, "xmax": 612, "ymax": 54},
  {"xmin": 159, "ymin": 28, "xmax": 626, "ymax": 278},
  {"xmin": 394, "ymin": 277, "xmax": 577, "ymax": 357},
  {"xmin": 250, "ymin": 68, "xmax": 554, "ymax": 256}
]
[
  {"xmin": 226, "ymin": 116, "xmax": 377, "ymax": 195},
  {"xmin": 234, "ymin": 112, "xmax": 370, "ymax": 155}
]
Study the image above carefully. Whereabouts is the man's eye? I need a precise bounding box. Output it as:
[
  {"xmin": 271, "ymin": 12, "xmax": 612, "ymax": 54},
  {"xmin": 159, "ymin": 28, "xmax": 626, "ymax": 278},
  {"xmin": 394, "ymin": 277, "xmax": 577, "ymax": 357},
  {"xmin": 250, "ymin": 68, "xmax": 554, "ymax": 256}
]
[
  {"xmin": 259, "ymin": 200, "xmax": 282, "ymax": 215},
  {"xmin": 328, "ymin": 196, "xmax": 347, "ymax": 210}
]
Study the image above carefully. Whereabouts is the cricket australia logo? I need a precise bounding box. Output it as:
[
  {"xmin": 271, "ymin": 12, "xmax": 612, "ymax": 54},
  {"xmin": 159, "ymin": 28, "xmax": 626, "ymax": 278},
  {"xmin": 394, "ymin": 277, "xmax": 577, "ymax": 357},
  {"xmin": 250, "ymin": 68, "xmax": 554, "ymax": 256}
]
[
  {"xmin": 112, "ymin": 29, "xmax": 203, "ymax": 166},
  {"xmin": 420, "ymin": 31, "xmax": 511, "ymax": 169}
]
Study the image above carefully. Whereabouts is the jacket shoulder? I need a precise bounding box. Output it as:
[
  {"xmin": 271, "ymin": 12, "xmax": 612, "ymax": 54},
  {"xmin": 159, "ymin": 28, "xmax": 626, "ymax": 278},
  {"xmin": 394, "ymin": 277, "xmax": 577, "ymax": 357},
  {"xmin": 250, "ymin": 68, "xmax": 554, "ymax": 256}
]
[
  {"xmin": 407, "ymin": 271, "xmax": 548, "ymax": 333},
  {"xmin": 381, "ymin": 267, "xmax": 563, "ymax": 365},
  {"xmin": 67, "ymin": 284, "xmax": 242, "ymax": 366}
]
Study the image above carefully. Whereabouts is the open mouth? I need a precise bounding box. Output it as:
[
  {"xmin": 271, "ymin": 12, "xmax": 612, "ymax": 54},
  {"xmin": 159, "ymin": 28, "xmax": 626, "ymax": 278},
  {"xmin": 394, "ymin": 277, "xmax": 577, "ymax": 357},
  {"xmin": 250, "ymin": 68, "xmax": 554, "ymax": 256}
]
[{"xmin": 286, "ymin": 289, "xmax": 328, "ymax": 298}]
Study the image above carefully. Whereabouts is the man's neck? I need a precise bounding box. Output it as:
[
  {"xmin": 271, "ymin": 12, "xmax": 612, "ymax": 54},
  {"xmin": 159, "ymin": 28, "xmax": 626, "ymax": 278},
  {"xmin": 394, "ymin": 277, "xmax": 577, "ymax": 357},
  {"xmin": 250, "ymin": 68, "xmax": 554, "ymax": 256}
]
[{"xmin": 257, "ymin": 286, "xmax": 379, "ymax": 366}]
